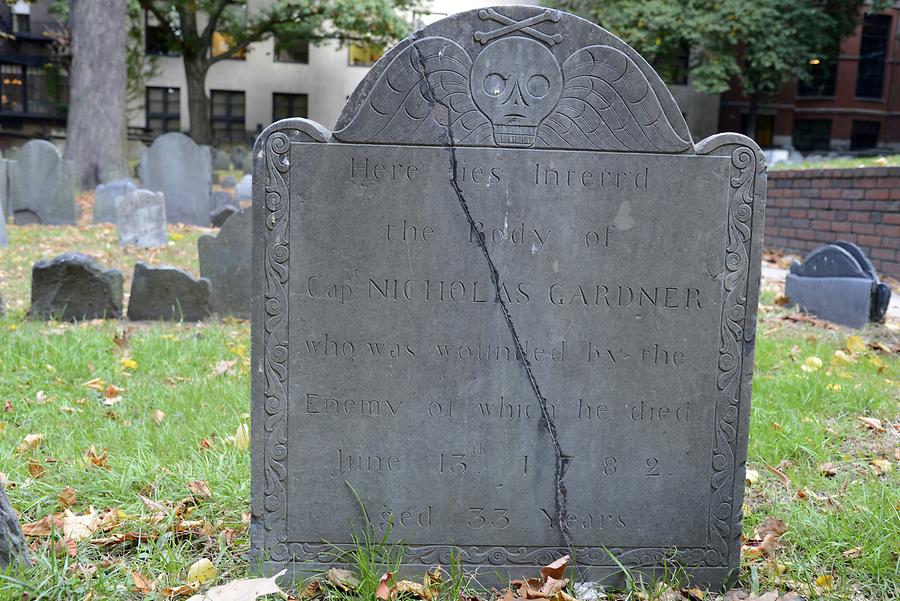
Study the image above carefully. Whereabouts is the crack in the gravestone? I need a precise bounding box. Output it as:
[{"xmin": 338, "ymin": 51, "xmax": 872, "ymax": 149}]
[{"xmin": 408, "ymin": 37, "xmax": 577, "ymax": 563}]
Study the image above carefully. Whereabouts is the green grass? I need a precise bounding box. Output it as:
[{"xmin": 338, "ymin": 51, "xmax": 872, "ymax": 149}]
[
  {"xmin": 0, "ymin": 225, "xmax": 897, "ymax": 600},
  {"xmin": 769, "ymin": 154, "xmax": 900, "ymax": 171}
]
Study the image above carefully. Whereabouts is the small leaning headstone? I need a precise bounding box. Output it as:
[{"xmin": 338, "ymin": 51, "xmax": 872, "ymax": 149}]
[
  {"xmin": 785, "ymin": 241, "xmax": 892, "ymax": 328},
  {"xmin": 93, "ymin": 178, "xmax": 137, "ymax": 224},
  {"xmin": 0, "ymin": 487, "xmax": 28, "ymax": 569},
  {"xmin": 9, "ymin": 139, "xmax": 76, "ymax": 225},
  {"xmin": 199, "ymin": 208, "xmax": 251, "ymax": 317},
  {"xmin": 139, "ymin": 132, "xmax": 212, "ymax": 226},
  {"xmin": 116, "ymin": 190, "xmax": 168, "ymax": 248},
  {"xmin": 29, "ymin": 253, "xmax": 123, "ymax": 321},
  {"xmin": 127, "ymin": 263, "xmax": 211, "ymax": 322},
  {"xmin": 211, "ymin": 205, "xmax": 238, "ymax": 228}
]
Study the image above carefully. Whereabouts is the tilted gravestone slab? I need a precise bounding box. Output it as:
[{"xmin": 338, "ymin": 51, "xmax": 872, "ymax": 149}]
[
  {"xmin": 250, "ymin": 7, "xmax": 767, "ymax": 589},
  {"xmin": 0, "ymin": 487, "xmax": 28, "ymax": 568},
  {"xmin": 116, "ymin": 190, "xmax": 168, "ymax": 248},
  {"xmin": 211, "ymin": 205, "xmax": 237, "ymax": 228},
  {"xmin": 127, "ymin": 263, "xmax": 211, "ymax": 322},
  {"xmin": 93, "ymin": 178, "xmax": 138, "ymax": 224},
  {"xmin": 139, "ymin": 133, "xmax": 212, "ymax": 226},
  {"xmin": 199, "ymin": 208, "xmax": 251, "ymax": 317},
  {"xmin": 29, "ymin": 253, "xmax": 123, "ymax": 321},
  {"xmin": 9, "ymin": 140, "xmax": 76, "ymax": 225},
  {"xmin": 785, "ymin": 242, "xmax": 891, "ymax": 328}
]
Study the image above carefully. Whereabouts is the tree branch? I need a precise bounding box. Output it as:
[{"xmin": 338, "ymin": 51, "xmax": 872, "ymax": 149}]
[
  {"xmin": 206, "ymin": 9, "xmax": 321, "ymax": 66},
  {"xmin": 201, "ymin": 0, "xmax": 232, "ymax": 46},
  {"xmin": 137, "ymin": 0, "xmax": 181, "ymax": 47}
]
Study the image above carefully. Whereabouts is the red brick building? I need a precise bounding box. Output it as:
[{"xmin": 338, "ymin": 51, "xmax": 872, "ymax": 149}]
[{"xmin": 719, "ymin": 5, "xmax": 900, "ymax": 152}]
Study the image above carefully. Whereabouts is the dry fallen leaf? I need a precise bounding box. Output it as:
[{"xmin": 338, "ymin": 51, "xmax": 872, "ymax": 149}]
[
  {"xmin": 765, "ymin": 464, "xmax": 791, "ymax": 488},
  {"xmin": 58, "ymin": 486, "xmax": 77, "ymax": 509},
  {"xmin": 187, "ymin": 558, "xmax": 218, "ymax": 584},
  {"xmin": 152, "ymin": 410, "xmax": 166, "ymax": 424},
  {"xmin": 161, "ymin": 582, "xmax": 201, "ymax": 597},
  {"xmin": 745, "ymin": 468, "xmax": 760, "ymax": 485},
  {"xmin": 213, "ymin": 359, "xmax": 237, "ymax": 377},
  {"xmin": 842, "ymin": 547, "xmax": 863, "ymax": 559},
  {"xmin": 185, "ymin": 569, "xmax": 285, "ymax": 601},
  {"xmin": 104, "ymin": 383, "xmax": 124, "ymax": 398},
  {"xmin": 814, "ymin": 574, "xmax": 834, "ymax": 591},
  {"xmin": 870, "ymin": 459, "xmax": 892, "ymax": 476},
  {"xmin": 84, "ymin": 446, "xmax": 110, "ymax": 470},
  {"xmin": 63, "ymin": 507, "xmax": 101, "ymax": 541},
  {"xmin": 833, "ymin": 350, "xmax": 855, "ymax": 364},
  {"xmin": 234, "ymin": 423, "xmax": 249, "ymax": 450},
  {"xmin": 132, "ymin": 571, "xmax": 157, "ymax": 594},
  {"xmin": 391, "ymin": 580, "xmax": 432, "ymax": 600},
  {"xmin": 540, "ymin": 554, "xmax": 570, "ymax": 581},
  {"xmin": 819, "ymin": 463, "xmax": 836, "ymax": 477},
  {"xmin": 186, "ymin": 480, "xmax": 212, "ymax": 500},
  {"xmin": 376, "ymin": 572, "xmax": 393, "ymax": 600},
  {"xmin": 325, "ymin": 568, "xmax": 360, "ymax": 592},
  {"xmin": 28, "ymin": 459, "xmax": 45, "ymax": 479},
  {"xmin": 857, "ymin": 416, "xmax": 886, "ymax": 433},
  {"xmin": 801, "ymin": 356, "xmax": 823, "ymax": 372},
  {"xmin": 845, "ymin": 335, "xmax": 867, "ymax": 354},
  {"xmin": 17, "ymin": 433, "xmax": 44, "ymax": 453}
]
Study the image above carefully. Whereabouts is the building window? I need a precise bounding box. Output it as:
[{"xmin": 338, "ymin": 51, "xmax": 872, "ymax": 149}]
[
  {"xmin": 273, "ymin": 93, "xmax": 308, "ymax": 121},
  {"xmin": 793, "ymin": 119, "xmax": 832, "ymax": 151},
  {"xmin": 274, "ymin": 36, "xmax": 309, "ymax": 63},
  {"xmin": 349, "ymin": 42, "xmax": 384, "ymax": 67},
  {"xmin": 13, "ymin": 13, "xmax": 30, "ymax": 34},
  {"xmin": 145, "ymin": 86, "xmax": 180, "ymax": 134},
  {"xmin": 210, "ymin": 90, "xmax": 245, "ymax": 143},
  {"xmin": 211, "ymin": 31, "xmax": 247, "ymax": 60},
  {"xmin": 145, "ymin": 11, "xmax": 178, "ymax": 56},
  {"xmin": 850, "ymin": 120, "xmax": 880, "ymax": 150},
  {"xmin": 856, "ymin": 14, "xmax": 891, "ymax": 99},
  {"xmin": 799, "ymin": 53, "xmax": 838, "ymax": 97},
  {"xmin": 0, "ymin": 63, "xmax": 67, "ymax": 116}
]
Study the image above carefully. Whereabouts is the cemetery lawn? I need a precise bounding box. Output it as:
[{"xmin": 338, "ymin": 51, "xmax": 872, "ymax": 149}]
[{"xmin": 0, "ymin": 226, "xmax": 897, "ymax": 600}]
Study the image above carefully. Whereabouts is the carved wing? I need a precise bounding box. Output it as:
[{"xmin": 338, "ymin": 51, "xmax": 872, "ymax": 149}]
[
  {"xmin": 332, "ymin": 37, "xmax": 492, "ymax": 146},
  {"xmin": 537, "ymin": 45, "xmax": 692, "ymax": 152}
]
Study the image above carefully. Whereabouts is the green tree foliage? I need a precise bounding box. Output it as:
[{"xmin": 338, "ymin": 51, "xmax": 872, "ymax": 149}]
[
  {"xmin": 137, "ymin": 0, "xmax": 422, "ymax": 144},
  {"xmin": 549, "ymin": 0, "xmax": 884, "ymax": 137}
]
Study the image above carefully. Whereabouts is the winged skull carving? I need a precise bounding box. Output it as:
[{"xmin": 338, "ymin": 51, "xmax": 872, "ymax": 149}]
[{"xmin": 332, "ymin": 36, "xmax": 692, "ymax": 153}]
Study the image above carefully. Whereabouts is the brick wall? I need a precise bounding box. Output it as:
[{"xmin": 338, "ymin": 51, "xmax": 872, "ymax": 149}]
[{"xmin": 766, "ymin": 167, "xmax": 900, "ymax": 279}]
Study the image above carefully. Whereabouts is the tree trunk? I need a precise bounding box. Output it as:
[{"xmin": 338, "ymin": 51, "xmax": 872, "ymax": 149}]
[
  {"xmin": 185, "ymin": 55, "xmax": 212, "ymax": 145},
  {"xmin": 64, "ymin": 0, "xmax": 127, "ymax": 190},
  {"xmin": 746, "ymin": 93, "xmax": 760, "ymax": 143}
]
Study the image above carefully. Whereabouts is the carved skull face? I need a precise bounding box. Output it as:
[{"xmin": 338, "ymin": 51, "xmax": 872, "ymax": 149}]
[{"xmin": 471, "ymin": 37, "xmax": 563, "ymax": 147}]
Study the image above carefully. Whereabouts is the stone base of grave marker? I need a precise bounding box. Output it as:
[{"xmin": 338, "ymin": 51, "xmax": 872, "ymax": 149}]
[{"xmin": 29, "ymin": 253, "xmax": 123, "ymax": 321}]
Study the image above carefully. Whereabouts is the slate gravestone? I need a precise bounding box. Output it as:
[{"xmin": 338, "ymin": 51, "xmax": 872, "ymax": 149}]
[
  {"xmin": 9, "ymin": 140, "xmax": 76, "ymax": 225},
  {"xmin": 785, "ymin": 242, "xmax": 891, "ymax": 328},
  {"xmin": 93, "ymin": 178, "xmax": 137, "ymax": 224},
  {"xmin": 211, "ymin": 190, "xmax": 235, "ymax": 212},
  {"xmin": 214, "ymin": 148, "xmax": 232, "ymax": 170},
  {"xmin": 116, "ymin": 190, "xmax": 168, "ymax": 248},
  {"xmin": 127, "ymin": 263, "xmax": 211, "ymax": 321},
  {"xmin": 211, "ymin": 205, "xmax": 237, "ymax": 228},
  {"xmin": 199, "ymin": 208, "xmax": 251, "ymax": 317},
  {"xmin": 0, "ymin": 487, "xmax": 28, "ymax": 568},
  {"xmin": 139, "ymin": 133, "xmax": 212, "ymax": 226},
  {"xmin": 0, "ymin": 158, "xmax": 11, "ymax": 218},
  {"xmin": 250, "ymin": 7, "xmax": 767, "ymax": 589},
  {"xmin": 29, "ymin": 253, "xmax": 123, "ymax": 321}
]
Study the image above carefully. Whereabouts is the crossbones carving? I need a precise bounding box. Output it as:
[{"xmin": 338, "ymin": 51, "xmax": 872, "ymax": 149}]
[{"xmin": 474, "ymin": 9, "xmax": 563, "ymax": 46}]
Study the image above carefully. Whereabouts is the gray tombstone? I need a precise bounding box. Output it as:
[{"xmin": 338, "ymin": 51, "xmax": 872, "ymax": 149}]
[
  {"xmin": 221, "ymin": 175, "xmax": 236, "ymax": 189},
  {"xmin": 29, "ymin": 253, "xmax": 123, "ymax": 321},
  {"xmin": 0, "ymin": 158, "xmax": 11, "ymax": 219},
  {"xmin": 9, "ymin": 140, "xmax": 76, "ymax": 225},
  {"xmin": 127, "ymin": 263, "xmax": 211, "ymax": 321},
  {"xmin": 249, "ymin": 7, "xmax": 767, "ymax": 590},
  {"xmin": 0, "ymin": 488, "xmax": 28, "ymax": 568},
  {"xmin": 231, "ymin": 146, "xmax": 248, "ymax": 171},
  {"xmin": 139, "ymin": 133, "xmax": 212, "ymax": 226},
  {"xmin": 116, "ymin": 190, "xmax": 168, "ymax": 248},
  {"xmin": 211, "ymin": 205, "xmax": 237, "ymax": 228},
  {"xmin": 213, "ymin": 148, "xmax": 232, "ymax": 170},
  {"xmin": 234, "ymin": 174, "xmax": 252, "ymax": 202},
  {"xmin": 0, "ymin": 200, "xmax": 6, "ymax": 247},
  {"xmin": 93, "ymin": 178, "xmax": 137, "ymax": 224},
  {"xmin": 785, "ymin": 242, "xmax": 891, "ymax": 328},
  {"xmin": 211, "ymin": 190, "xmax": 235, "ymax": 212},
  {"xmin": 199, "ymin": 208, "xmax": 251, "ymax": 317}
]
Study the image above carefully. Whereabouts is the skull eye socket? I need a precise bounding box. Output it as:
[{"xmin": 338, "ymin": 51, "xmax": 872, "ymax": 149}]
[
  {"xmin": 527, "ymin": 74, "xmax": 551, "ymax": 98},
  {"xmin": 483, "ymin": 73, "xmax": 507, "ymax": 97}
]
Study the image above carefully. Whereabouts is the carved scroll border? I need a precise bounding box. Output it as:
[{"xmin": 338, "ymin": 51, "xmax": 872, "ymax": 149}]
[{"xmin": 258, "ymin": 132, "xmax": 764, "ymax": 569}]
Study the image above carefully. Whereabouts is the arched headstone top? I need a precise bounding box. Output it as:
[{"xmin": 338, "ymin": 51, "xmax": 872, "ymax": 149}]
[{"xmin": 333, "ymin": 6, "xmax": 692, "ymax": 153}]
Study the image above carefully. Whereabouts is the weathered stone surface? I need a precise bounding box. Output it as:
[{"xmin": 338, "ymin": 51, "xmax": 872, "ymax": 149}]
[
  {"xmin": 0, "ymin": 158, "xmax": 11, "ymax": 219},
  {"xmin": 29, "ymin": 253, "xmax": 123, "ymax": 321},
  {"xmin": 139, "ymin": 133, "xmax": 212, "ymax": 225},
  {"xmin": 127, "ymin": 263, "xmax": 211, "ymax": 321},
  {"xmin": 0, "ymin": 487, "xmax": 28, "ymax": 568},
  {"xmin": 199, "ymin": 208, "xmax": 250, "ymax": 317},
  {"xmin": 9, "ymin": 140, "xmax": 76, "ymax": 225},
  {"xmin": 211, "ymin": 190, "xmax": 234, "ymax": 212},
  {"xmin": 221, "ymin": 175, "xmax": 236, "ymax": 189},
  {"xmin": 211, "ymin": 205, "xmax": 237, "ymax": 228},
  {"xmin": 785, "ymin": 242, "xmax": 892, "ymax": 328},
  {"xmin": 116, "ymin": 190, "xmax": 168, "ymax": 248},
  {"xmin": 250, "ymin": 7, "xmax": 766, "ymax": 589},
  {"xmin": 235, "ymin": 174, "xmax": 252, "ymax": 201},
  {"xmin": 93, "ymin": 178, "xmax": 137, "ymax": 224},
  {"xmin": 231, "ymin": 146, "xmax": 248, "ymax": 171},
  {"xmin": 213, "ymin": 148, "xmax": 232, "ymax": 170}
]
